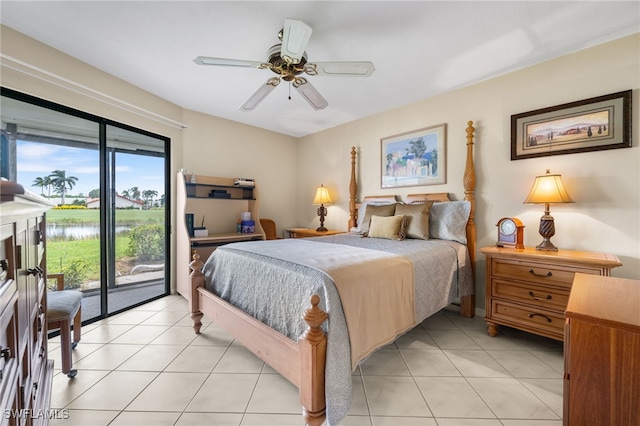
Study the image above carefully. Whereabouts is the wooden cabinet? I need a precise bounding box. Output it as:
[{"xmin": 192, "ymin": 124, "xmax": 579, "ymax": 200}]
[
  {"xmin": 480, "ymin": 246, "xmax": 621, "ymax": 340},
  {"xmin": 285, "ymin": 228, "xmax": 345, "ymax": 238},
  {"xmin": 564, "ymin": 273, "xmax": 640, "ymax": 425},
  {"xmin": 1, "ymin": 180, "xmax": 54, "ymax": 426},
  {"xmin": 175, "ymin": 172, "xmax": 265, "ymax": 297}
]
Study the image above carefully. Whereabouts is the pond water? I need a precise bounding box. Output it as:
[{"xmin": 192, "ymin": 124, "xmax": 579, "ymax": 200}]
[{"xmin": 47, "ymin": 223, "xmax": 131, "ymax": 239}]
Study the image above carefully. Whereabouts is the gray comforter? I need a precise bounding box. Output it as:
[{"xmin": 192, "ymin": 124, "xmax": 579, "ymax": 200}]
[{"xmin": 202, "ymin": 233, "xmax": 472, "ymax": 425}]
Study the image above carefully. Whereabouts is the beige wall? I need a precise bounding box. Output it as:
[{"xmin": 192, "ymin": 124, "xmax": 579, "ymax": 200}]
[
  {"xmin": 2, "ymin": 25, "xmax": 638, "ymax": 307},
  {"xmin": 299, "ymin": 33, "xmax": 640, "ymax": 306}
]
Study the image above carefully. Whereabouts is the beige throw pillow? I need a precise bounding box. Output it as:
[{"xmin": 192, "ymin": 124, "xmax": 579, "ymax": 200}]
[
  {"xmin": 395, "ymin": 201, "xmax": 434, "ymax": 239},
  {"xmin": 361, "ymin": 203, "xmax": 396, "ymax": 235},
  {"xmin": 367, "ymin": 215, "xmax": 407, "ymax": 240}
]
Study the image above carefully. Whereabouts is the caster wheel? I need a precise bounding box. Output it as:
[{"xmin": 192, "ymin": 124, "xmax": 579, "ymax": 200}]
[
  {"xmin": 67, "ymin": 369, "xmax": 77, "ymax": 379},
  {"xmin": 71, "ymin": 342, "xmax": 78, "ymax": 350}
]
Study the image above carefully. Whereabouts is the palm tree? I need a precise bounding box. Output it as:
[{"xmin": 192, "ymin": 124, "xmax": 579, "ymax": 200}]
[
  {"xmin": 32, "ymin": 176, "xmax": 47, "ymax": 195},
  {"xmin": 141, "ymin": 189, "xmax": 158, "ymax": 209},
  {"xmin": 48, "ymin": 169, "xmax": 78, "ymax": 205}
]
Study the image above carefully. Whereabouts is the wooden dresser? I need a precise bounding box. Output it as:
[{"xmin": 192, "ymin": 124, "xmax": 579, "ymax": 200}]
[
  {"xmin": 480, "ymin": 246, "xmax": 621, "ymax": 340},
  {"xmin": 1, "ymin": 180, "xmax": 54, "ymax": 425},
  {"xmin": 564, "ymin": 273, "xmax": 640, "ymax": 425}
]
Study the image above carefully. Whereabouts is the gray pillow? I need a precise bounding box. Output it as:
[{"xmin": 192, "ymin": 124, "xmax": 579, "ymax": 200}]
[{"xmin": 429, "ymin": 201, "xmax": 471, "ymax": 244}]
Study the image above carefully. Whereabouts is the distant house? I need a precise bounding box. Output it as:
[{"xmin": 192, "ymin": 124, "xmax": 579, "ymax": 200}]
[{"xmin": 86, "ymin": 194, "xmax": 144, "ymax": 209}]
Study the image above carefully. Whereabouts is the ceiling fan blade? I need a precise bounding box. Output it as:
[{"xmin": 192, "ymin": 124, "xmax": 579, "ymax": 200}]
[
  {"xmin": 293, "ymin": 77, "xmax": 328, "ymax": 110},
  {"xmin": 194, "ymin": 56, "xmax": 265, "ymax": 69},
  {"xmin": 240, "ymin": 77, "xmax": 280, "ymax": 112},
  {"xmin": 281, "ymin": 19, "xmax": 312, "ymax": 65},
  {"xmin": 305, "ymin": 61, "xmax": 375, "ymax": 77}
]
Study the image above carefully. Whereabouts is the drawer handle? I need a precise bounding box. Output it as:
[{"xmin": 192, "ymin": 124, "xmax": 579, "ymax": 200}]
[
  {"xmin": 528, "ymin": 291, "xmax": 552, "ymax": 301},
  {"xmin": 528, "ymin": 312, "xmax": 553, "ymax": 323},
  {"xmin": 528, "ymin": 269, "xmax": 552, "ymax": 278}
]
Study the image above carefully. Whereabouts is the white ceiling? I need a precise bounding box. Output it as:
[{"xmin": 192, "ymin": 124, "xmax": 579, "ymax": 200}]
[{"xmin": 1, "ymin": 1, "xmax": 638, "ymax": 137}]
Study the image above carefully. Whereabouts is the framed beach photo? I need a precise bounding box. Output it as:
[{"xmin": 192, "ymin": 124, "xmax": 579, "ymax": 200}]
[
  {"xmin": 381, "ymin": 123, "xmax": 446, "ymax": 188},
  {"xmin": 511, "ymin": 90, "xmax": 632, "ymax": 160}
]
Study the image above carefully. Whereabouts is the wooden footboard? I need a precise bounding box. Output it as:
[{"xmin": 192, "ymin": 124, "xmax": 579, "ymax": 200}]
[{"xmin": 188, "ymin": 253, "xmax": 327, "ymax": 426}]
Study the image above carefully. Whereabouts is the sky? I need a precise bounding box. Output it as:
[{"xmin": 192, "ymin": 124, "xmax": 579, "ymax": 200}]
[{"xmin": 17, "ymin": 141, "xmax": 166, "ymax": 199}]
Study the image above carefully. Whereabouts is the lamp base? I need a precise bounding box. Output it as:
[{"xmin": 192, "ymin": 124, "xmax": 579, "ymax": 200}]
[
  {"xmin": 536, "ymin": 215, "xmax": 558, "ymax": 252},
  {"xmin": 536, "ymin": 238, "xmax": 558, "ymax": 252},
  {"xmin": 316, "ymin": 226, "xmax": 328, "ymax": 232}
]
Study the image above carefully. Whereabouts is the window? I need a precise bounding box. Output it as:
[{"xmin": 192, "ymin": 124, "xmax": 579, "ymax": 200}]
[{"xmin": 1, "ymin": 88, "xmax": 171, "ymax": 323}]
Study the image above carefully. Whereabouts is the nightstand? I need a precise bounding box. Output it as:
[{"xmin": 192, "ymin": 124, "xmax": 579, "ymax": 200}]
[
  {"xmin": 286, "ymin": 228, "xmax": 345, "ymax": 238},
  {"xmin": 480, "ymin": 246, "xmax": 621, "ymax": 340}
]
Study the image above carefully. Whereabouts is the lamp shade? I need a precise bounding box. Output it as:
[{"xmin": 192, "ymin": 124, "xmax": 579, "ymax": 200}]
[
  {"xmin": 523, "ymin": 170, "xmax": 574, "ymax": 204},
  {"xmin": 312, "ymin": 185, "xmax": 333, "ymax": 205}
]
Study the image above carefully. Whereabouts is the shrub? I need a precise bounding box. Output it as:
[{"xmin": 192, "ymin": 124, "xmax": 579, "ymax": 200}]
[
  {"xmin": 126, "ymin": 224, "xmax": 165, "ymax": 262},
  {"xmin": 48, "ymin": 258, "xmax": 90, "ymax": 290}
]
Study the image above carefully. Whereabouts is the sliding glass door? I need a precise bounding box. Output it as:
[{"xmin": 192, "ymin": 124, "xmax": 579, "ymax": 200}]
[{"xmin": 1, "ymin": 88, "xmax": 170, "ymax": 323}]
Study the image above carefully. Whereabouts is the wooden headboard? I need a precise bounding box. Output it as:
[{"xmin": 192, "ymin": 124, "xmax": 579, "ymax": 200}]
[{"xmin": 347, "ymin": 120, "xmax": 477, "ymax": 317}]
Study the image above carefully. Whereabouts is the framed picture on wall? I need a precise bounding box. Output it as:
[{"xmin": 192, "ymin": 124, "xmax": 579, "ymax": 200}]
[
  {"xmin": 381, "ymin": 123, "xmax": 447, "ymax": 188},
  {"xmin": 511, "ymin": 90, "xmax": 632, "ymax": 160}
]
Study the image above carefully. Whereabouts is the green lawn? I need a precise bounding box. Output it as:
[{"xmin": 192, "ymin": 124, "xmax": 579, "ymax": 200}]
[
  {"xmin": 47, "ymin": 236, "xmax": 131, "ymax": 280},
  {"xmin": 47, "ymin": 208, "xmax": 165, "ymax": 224},
  {"xmin": 46, "ymin": 208, "xmax": 165, "ymax": 286}
]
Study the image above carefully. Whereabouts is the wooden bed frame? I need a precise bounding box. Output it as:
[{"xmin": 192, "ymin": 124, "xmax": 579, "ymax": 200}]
[{"xmin": 187, "ymin": 120, "xmax": 476, "ymax": 425}]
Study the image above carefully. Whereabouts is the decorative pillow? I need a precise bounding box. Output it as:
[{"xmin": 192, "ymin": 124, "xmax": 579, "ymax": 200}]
[
  {"xmin": 429, "ymin": 201, "xmax": 471, "ymax": 244},
  {"xmin": 360, "ymin": 203, "xmax": 397, "ymax": 235},
  {"xmin": 352, "ymin": 200, "xmax": 396, "ymax": 233},
  {"xmin": 367, "ymin": 215, "xmax": 407, "ymax": 241},
  {"xmin": 395, "ymin": 201, "xmax": 434, "ymax": 240}
]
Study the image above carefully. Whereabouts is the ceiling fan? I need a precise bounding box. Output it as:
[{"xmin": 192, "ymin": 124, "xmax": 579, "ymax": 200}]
[{"xmin": 194, "ymin": 18, "xmax": 375, "ymax": 112}]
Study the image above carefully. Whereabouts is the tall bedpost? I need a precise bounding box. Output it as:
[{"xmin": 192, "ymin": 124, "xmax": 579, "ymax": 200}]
[
  {"xmin": 188, "ymin": 251, "xmax": 205, "ymax": 334},
  {"xmin": 462, "ymin": 120, "xmax": 477, "ymax": 317},
  {"xmin": 299, "ymin": 295, "xmax": 328, "ymax": 426},
  {"xmin": 348, "ymin": 146, "xmax": 358, "ymax": 230}
]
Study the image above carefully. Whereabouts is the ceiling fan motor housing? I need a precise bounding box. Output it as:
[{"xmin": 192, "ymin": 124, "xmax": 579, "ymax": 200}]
[{"xmin": 267, "ymin": 44, "xmax": 307, "ymax": 81}]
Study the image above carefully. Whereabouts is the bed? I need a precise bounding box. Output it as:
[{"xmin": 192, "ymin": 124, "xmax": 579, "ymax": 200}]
[{"xmin": 187, "ymin": 121, "xmax": 477, "ymax": 425}]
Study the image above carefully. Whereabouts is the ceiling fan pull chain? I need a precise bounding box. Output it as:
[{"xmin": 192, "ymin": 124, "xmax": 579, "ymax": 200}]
[{"xmin": 288, "ymin": 82, "xmax": 292, "ymax": 100}]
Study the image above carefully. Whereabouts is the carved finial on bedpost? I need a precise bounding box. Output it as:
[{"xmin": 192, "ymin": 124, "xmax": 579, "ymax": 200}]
[
  {"xmin": 189, "ymin": 250, "xmax": 205, "ymax": 334},
  {"xmin": 348, "ymin": 146, "xmax": 358, "ymax": 230},
  {"xmin": 299, "ymin": 294, "xmax": 328, "ymax": 426}
]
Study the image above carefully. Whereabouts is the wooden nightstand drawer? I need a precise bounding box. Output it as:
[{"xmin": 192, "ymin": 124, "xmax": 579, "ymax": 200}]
[
  {"xmin": 492, "ymin": 258, "xmax": 576, "ymax": 287},
  {"xmin": 491, "ymin": 300, "xmax": 565, "ymax": 337},
  {"xmin": 492, "ymin": 278, "xmax": 569, "ymax": 312}
]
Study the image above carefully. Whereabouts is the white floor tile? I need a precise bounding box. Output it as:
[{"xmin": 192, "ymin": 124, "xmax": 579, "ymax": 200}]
[
  {"xmin": 50, "ymin": 298, "xmax": 566, "ymax": 425},
  {"xmin": 362, "ymin": 376, "xmax": 432, "ymax": 417},
  {"xmin": 66, "ymin": 371, "xmax": 158, "ymax": 410},
  {"xmin": 414, "ymin": 376, "xmax": 495, "ymax": 418},
  {"xmin": 468, "ymin": 377, "xmax": 560, "ymax": 420},
  {"xmin": 49, "ymin": 409, "xmax": 119, "ymax": 426},
  {"xmin": 126, "ymin": 372, "xmax": 209, "ymax": 412},
  {"xmin": 186, "ymin": 373, "xmax": 259, "ymax": 413}
]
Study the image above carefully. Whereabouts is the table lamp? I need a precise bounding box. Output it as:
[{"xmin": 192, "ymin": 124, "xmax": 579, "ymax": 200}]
[
  {"xmin": 523, "ymin": 169, "xmax": 574, "ymax": 251},
  {"xmin": 312, "ymin": 184, "xmax": 333, "ymax": 232}
]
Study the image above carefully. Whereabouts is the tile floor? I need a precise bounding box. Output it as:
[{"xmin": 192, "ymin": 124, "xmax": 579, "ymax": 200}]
[{"xmin": 48, "ymin": 295, "xmax": 564, "ymax": 426}]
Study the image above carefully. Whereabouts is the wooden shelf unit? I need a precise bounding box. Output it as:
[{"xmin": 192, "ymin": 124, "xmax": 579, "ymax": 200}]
[{"xmin": 176, "ymin": 172, "xmax": 265, "ymax": 297}]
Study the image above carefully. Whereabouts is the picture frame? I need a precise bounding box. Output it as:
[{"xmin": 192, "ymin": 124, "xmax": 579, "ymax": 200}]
[
  {"xmin": 381, "ymin": 123, "xmax": 446, "ymax": 188},
  {"xmin": 511, "ymin": 90, "xmax": 632, "ymax": 160}
]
